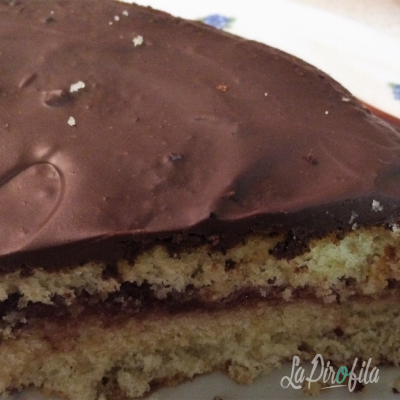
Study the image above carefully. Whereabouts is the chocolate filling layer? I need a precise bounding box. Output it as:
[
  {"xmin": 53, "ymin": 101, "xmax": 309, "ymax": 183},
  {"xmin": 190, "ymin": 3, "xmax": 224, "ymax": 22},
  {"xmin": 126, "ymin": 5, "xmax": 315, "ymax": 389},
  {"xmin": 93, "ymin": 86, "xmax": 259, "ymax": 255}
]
[
  {"xmin": 2, "ymin": 278, "xmax": 400, "ymax": 334},
  {"xmin": 0, "ymin": 283, "xmax": 284, "ymax": 327}
]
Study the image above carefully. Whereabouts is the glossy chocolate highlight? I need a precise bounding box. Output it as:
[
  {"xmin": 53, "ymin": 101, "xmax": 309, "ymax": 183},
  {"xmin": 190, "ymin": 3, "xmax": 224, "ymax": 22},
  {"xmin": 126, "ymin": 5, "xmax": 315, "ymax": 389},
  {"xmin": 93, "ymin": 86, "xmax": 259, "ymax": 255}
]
[{"xmin": 0, "ymin": 0, "xmax": 400, "ymax": 269}]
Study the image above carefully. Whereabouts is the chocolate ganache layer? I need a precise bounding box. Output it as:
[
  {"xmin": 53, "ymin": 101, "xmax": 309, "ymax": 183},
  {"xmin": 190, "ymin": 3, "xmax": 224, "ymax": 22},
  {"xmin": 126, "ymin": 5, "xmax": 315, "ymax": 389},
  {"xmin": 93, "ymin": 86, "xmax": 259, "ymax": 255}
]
[{"xmin": 1, "ymin": 0, "xmax": 400, "ymax": 270}]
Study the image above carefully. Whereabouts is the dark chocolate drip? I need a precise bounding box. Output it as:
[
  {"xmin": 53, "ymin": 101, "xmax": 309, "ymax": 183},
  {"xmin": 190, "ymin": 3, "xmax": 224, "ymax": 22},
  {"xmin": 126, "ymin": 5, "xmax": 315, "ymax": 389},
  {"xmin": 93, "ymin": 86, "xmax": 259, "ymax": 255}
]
[{"xmin": 0, "ymin": 1, "xmax": 400, "ymax": 269}]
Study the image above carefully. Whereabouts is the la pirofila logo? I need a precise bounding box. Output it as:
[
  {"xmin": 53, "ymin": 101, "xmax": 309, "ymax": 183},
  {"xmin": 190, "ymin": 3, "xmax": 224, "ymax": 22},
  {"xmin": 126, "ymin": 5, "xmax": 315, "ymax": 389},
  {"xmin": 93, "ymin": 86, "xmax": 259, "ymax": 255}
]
[{"xmin": 281, "ymin": 354, "xmax": 379, "ymax": 391}]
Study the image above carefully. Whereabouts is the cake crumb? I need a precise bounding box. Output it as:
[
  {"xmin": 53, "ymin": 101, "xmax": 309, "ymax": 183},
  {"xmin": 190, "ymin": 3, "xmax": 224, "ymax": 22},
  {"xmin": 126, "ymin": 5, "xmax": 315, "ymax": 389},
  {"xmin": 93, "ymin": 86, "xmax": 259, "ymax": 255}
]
[
  {"xmin": 216, "ymin": 84, "xmax": 228, "ymax": 92},
  {"xmin": 392, "ymin": 224, "xmax": 400, "ymax": 233},
  {"xmin": 133, "ymin": 35, "xmax": 144, "ymax": 46},
  {"xmin": 393, "ymin": 375, "xmax": 400, "ymax": 394},
  {"xmin": 302, "ymin": 380, "xmax": 323, "ymax": 395},
  {"xmin": 168, "ymin": 153, "xmax": 182, "ymax": 162},
  {"xmin": 372, "ymin": 200, "xmax": 383, "ymax": 212},
  {"xmin": 67, "ymin": 116, "xmax": 76, "ymax": 126},
  {"xmin": 353, "ymin": 382, "xmax": 365, "ymax": 393},
  {"xmin": 70, "ymin": 81, "xmax": 85, "ymax": 93},
  {"xmin": 349, "ymin": 211, "xmax": 358, "ymax": 224}
]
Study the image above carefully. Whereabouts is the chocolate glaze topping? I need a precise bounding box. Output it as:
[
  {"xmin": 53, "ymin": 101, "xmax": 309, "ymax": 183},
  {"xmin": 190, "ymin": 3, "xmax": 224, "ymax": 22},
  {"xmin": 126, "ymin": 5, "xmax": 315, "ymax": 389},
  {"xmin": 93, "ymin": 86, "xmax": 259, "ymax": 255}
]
[{"xmin": 1, "ymin": 0, "xmax": 400, "ymax": 269}]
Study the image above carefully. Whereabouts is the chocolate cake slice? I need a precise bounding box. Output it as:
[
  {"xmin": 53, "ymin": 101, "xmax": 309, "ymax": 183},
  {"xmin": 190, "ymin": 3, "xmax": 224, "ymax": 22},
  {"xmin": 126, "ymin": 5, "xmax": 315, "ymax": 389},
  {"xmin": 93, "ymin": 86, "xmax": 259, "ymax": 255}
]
[{"xmin": 1, "ymin": 1, "xmax": 400, "ymax": 399}]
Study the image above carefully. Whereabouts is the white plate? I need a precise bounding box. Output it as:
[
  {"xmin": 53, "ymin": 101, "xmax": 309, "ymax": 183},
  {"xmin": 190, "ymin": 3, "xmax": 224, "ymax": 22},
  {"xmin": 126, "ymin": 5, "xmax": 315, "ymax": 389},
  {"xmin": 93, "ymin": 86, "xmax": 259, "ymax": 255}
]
[{"xmin": 8, "ymin": 1, "xmax": 400, "ymax": 400}]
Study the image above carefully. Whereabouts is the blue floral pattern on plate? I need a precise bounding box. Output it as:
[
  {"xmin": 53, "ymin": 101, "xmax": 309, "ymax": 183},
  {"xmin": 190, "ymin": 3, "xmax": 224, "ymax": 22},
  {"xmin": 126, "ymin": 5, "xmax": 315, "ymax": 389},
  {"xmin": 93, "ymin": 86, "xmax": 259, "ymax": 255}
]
[
  {"xmin": 390, "ymin": 83, "xmax": 400, "ymax": 100},
  {"xmin": 201, "ymin": 14, "xmax": 234, "ymax": 30}
]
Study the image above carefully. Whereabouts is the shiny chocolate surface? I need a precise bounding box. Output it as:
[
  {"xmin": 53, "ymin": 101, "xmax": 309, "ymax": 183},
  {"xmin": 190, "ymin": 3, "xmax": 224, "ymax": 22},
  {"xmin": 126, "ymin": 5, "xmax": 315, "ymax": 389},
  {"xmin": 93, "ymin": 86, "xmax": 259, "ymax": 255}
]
[{"xmin": 1, "ymin": 1, "xmax": 400, "ymax": 268}]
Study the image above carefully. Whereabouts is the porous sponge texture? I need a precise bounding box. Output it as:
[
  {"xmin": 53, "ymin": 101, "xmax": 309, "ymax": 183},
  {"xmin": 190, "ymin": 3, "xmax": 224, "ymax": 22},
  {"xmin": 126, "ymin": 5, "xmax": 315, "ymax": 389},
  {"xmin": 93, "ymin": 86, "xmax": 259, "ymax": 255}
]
[
  {"xmin": 0, "ymin": 227, "xmax": 399, "ymax": 310},
  {"xmin": 1, "ymin": 227, "xmax": 400, "ymax": 399},
  {"xmin": 1, "ymin": 297, "xmax": 400, "ymax": 400}
]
